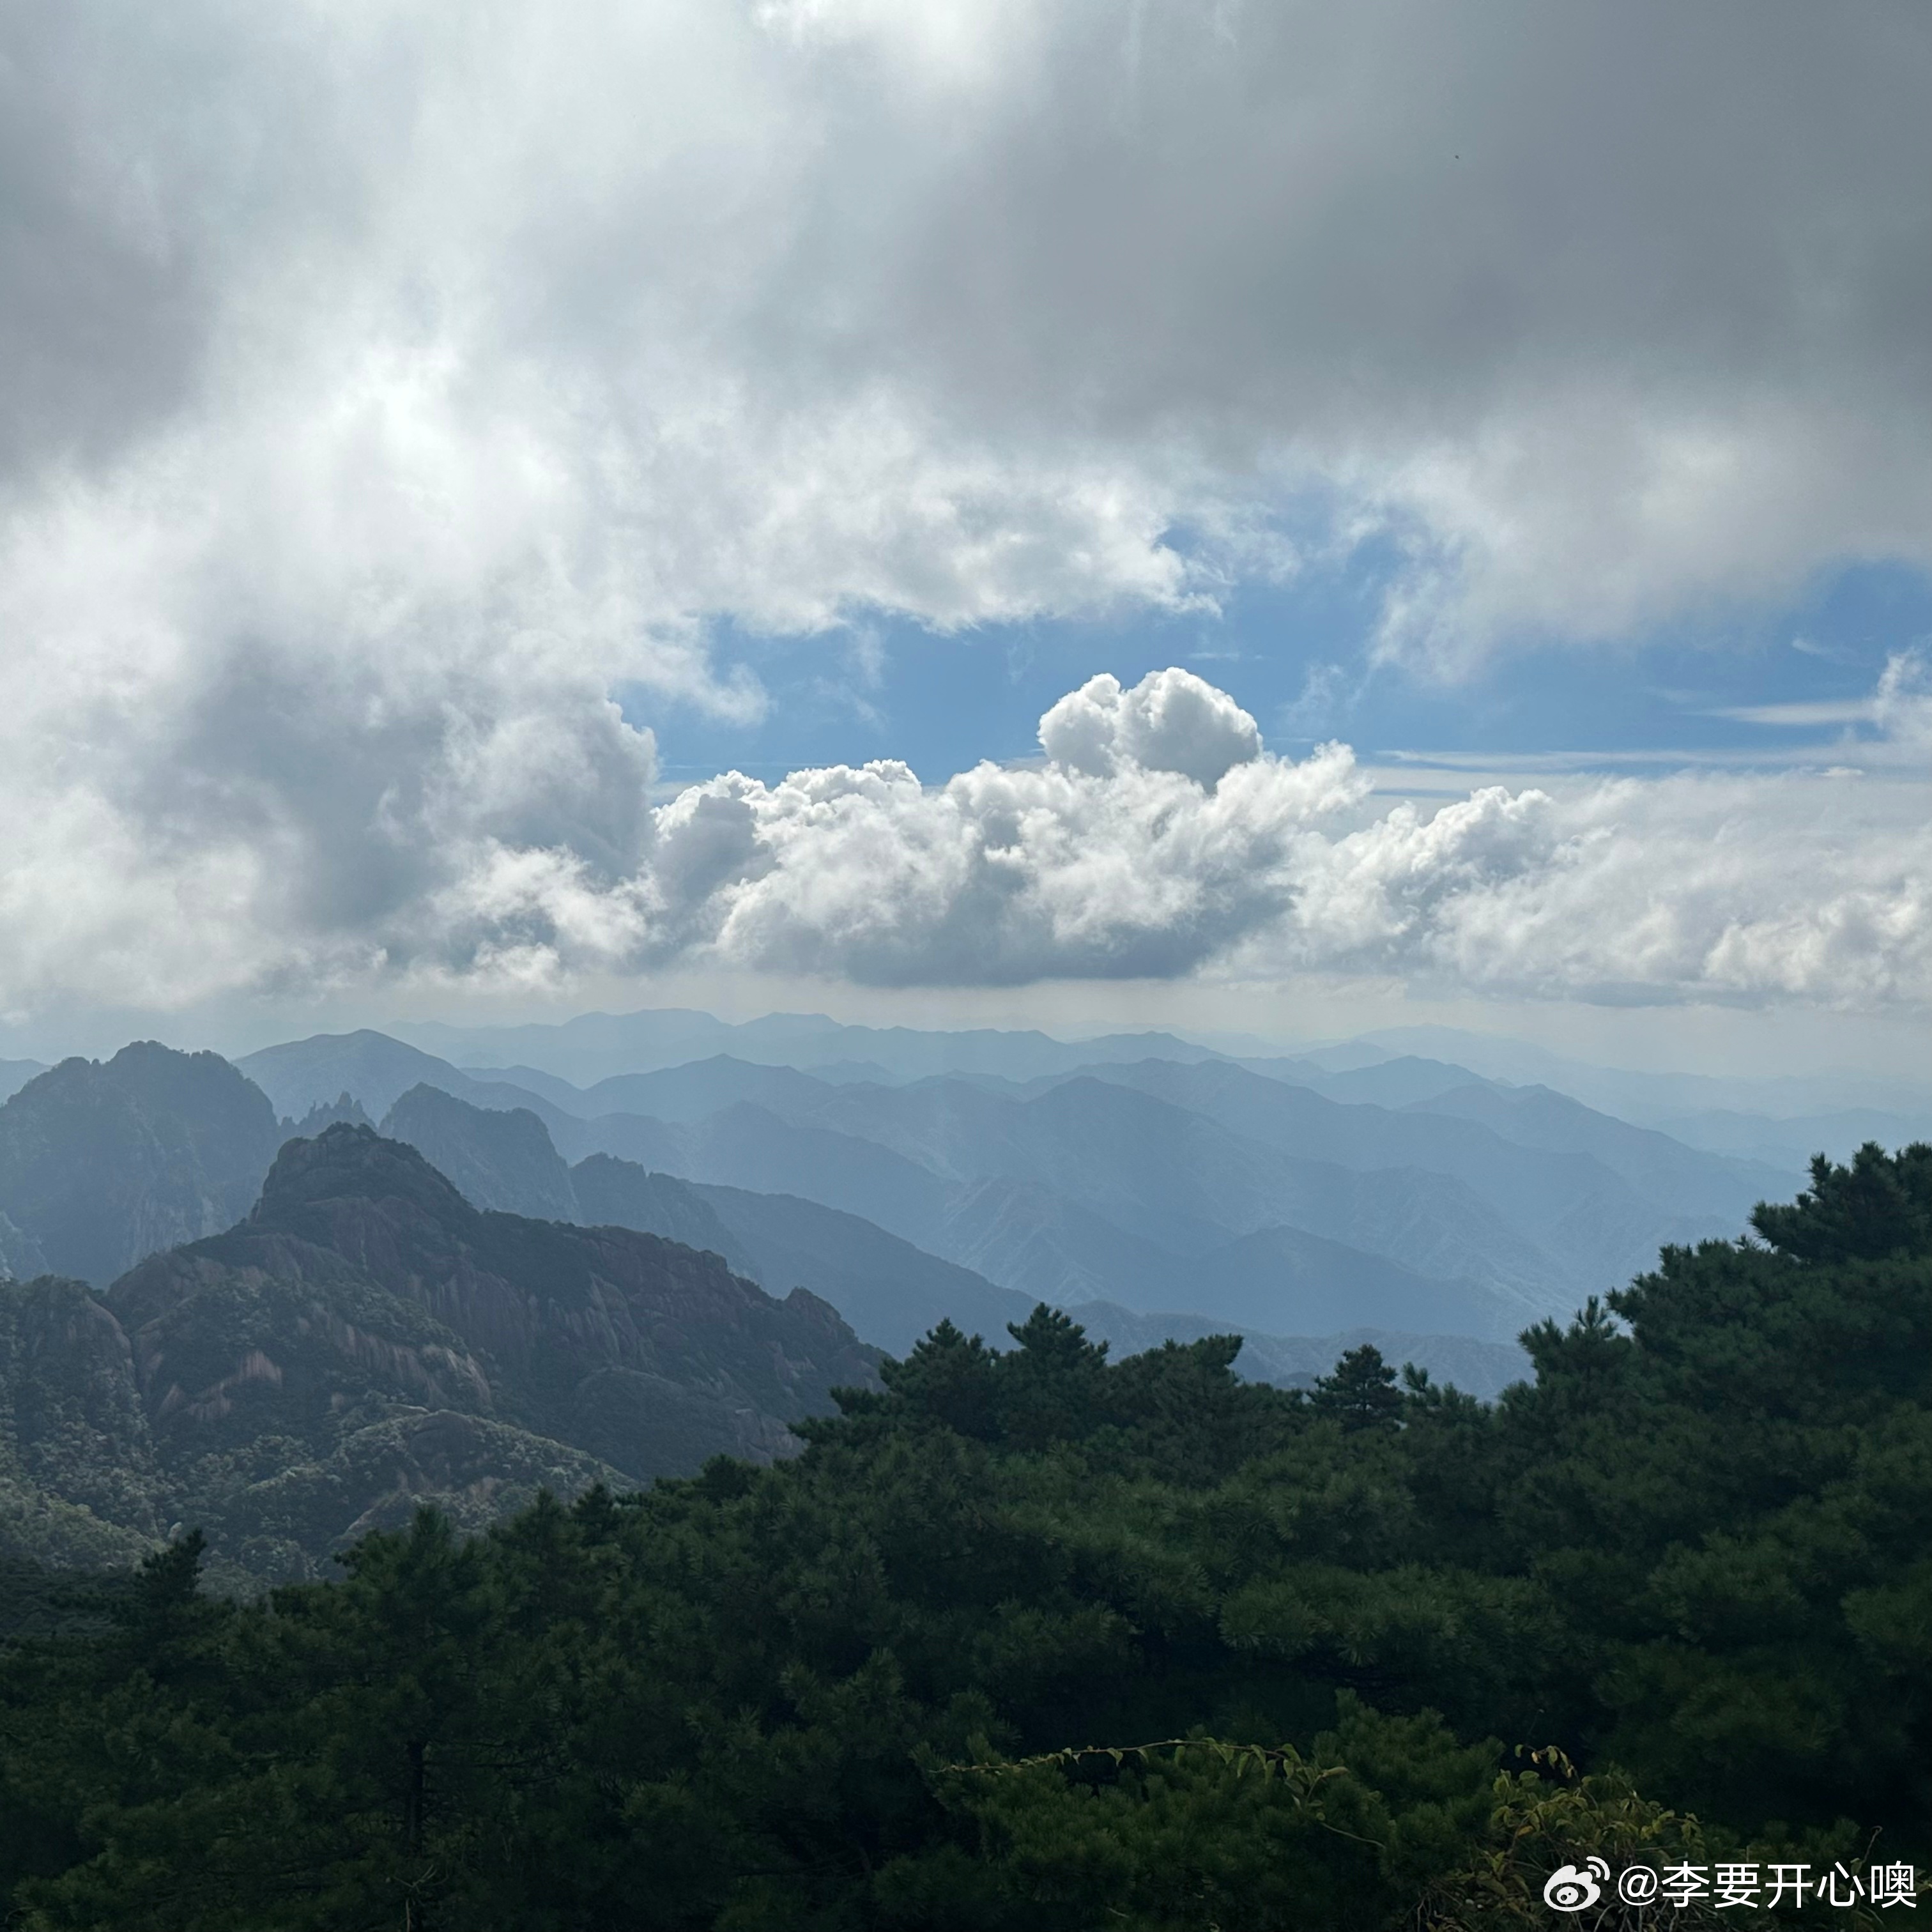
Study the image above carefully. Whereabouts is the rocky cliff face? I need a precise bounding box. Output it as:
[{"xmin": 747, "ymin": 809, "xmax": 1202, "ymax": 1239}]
[{"xmin": 0, "ymin": 1124, "xmax": 880, "ymax": 1579}]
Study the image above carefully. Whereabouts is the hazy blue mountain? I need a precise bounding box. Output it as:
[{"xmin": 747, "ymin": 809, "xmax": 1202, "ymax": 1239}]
[
  {"xmin": 365, "ymin": 1087, "xmax": 1524, "ymax": 1376},
  {"xmin": 1654, "ymin": 1106, "xmax": 1932, "ymax": 1170},
  {"xmin": 575, "ymin": 1147, "xmax": 1041, "ymax": 1357},
  {"xmin": 553, "ymin": 1101, "xmax": 958, "ymax": 1241},
  {"xmin": 1056, "ymin": 1057, "xmax": 1758, "ymax": 1220},
  {"xmin": 566, "ymin": 1056, "xmax": 842, "ymax": 1123},
  {"xmin": 1343, "ymin": 1024, "xmax": 1932, "ymax": 1126},
  {"xmin": 803, "ymin": 1073, "xmax": 1570, "ymax": 1311},
  {"xmin": 288, "ymin": 1091, "xmax": 375, "ymax": 1135},
  {"xmin": 398, "ymin": 1008, "xmax": 830, "ymax": 1084},
  {"xmin": 571, "ymin": 1155, "xmax": 755, "ymax": 1273},
  {"xmin": 1027, "ymin": 1057, "xmax": 1767, "ymax": 1294},
  {"xmin": 452, "ymin": 1062, "xmax": 603, "ymax": 1113},
  {"xmin": 237, "ymin": 1030, "xmax": 535, "ymax": 1123},
  {"xmin": 0, "ymin": 1044, "xmax": 284, "ymax": 1286},
  {"xmin": 397, "ymin": 1007, "xmax": 1229, "ymax": 1087},
  {"xmin": 238, "ymin": 1030, "xmax": 586, "ymax": 1145},
  {"xmin": 0, "ymin": 1061, "xmax": 46, "ymax": 1106},
  {"xmin": 329, "ymin": 1086, "xmax": 1014, "ymax": 1364},
  {"xmin": 1239, "ymin": 1053, "xmax": 1501, "ymax": 1110},
  {"xmin": 221, "ymin": 1019, "xmax": 1822, "ymax": 1349},
  {"xmin": 381, "ymin": 1084, "xmax": 581, "ymax": 1222},
  {"xmin": 670, "ymin": 1179, "xmax": 1038, "ymax": 1358},
  {"xmin": 926, "ymin": 1175, "xmax": 1187, "ymax": 1308},
  {"xmin": 1404, "ymin": 1080, "xmax": 1791, "ymax": 1214},
  {"xmin": 1174, "ymin": 1223, "xmax": 1530, "ymax": 1341}
]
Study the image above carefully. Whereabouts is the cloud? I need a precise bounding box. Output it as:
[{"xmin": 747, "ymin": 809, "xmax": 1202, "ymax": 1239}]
[
  {"xmin": 415, "ymin": 668, "xmax": 1929, "ymax": 1007},
  {"xmin": 1, "ymin": 661, "xmax": 1925, "ymax": 1009},
  {"xmin": 1038, "ymin": 668, "xmax": 1263, "ymax": 786},
  {"xmin": 0, "ymin": 4, "xmax": 1924, "ymax": 1015}
]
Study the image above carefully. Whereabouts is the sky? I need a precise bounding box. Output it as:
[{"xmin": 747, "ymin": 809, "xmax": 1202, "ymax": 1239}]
[{"xmin": 0, "ymin": 0, "xmax": 1928, "ymax": 1078}]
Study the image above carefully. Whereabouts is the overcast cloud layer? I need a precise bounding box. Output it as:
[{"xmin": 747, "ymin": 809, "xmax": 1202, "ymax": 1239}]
[{"xmin": 0, "ymin": 1, "xmax": 1926, "ymax": 1017}]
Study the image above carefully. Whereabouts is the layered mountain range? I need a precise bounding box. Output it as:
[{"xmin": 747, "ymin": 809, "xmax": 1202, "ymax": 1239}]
[
  {"xmin": 0, "ymin": 1015, "xmax": 1829, "ymax": 1579},
  {"xmin": 238, "ymin": 1023, "xmax": 1790, "ymax": 1338}
]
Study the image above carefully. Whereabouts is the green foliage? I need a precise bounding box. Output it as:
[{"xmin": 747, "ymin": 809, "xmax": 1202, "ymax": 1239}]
[
  {"xmin": 0, "ymin": 1143, "xmax": 1926, "ymax": 1929},
  {"xmin": 1308, "ymin": 1343, "xmax": 1404, "ymax": 1430}
]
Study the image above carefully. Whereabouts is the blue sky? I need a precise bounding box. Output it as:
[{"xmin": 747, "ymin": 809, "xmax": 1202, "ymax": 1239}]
[{"xmin": 639, "ymin": 558, "xmax": 1932, "ymax": 790}]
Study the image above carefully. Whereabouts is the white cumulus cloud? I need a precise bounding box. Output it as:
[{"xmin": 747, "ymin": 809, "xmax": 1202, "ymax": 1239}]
[{"xmin": 396, "ymin": 669, "xmax": 1930, "ymax": 1008}]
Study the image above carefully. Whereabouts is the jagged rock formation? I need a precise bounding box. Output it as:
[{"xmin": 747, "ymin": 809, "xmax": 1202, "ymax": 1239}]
[{"xmin": 285, "ymin": 1091, "xmax": 374, "ymax": 1136}]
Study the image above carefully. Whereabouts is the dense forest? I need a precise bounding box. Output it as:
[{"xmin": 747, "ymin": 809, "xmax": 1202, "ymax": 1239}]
[{"xmin": 2, "ymin": 1144, "xmax": 1928, "ymax": 1930}]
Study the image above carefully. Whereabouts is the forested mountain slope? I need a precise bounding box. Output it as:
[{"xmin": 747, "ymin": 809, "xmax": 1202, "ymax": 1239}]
[
  {"xmin": 0, "ymin": 1126, "xmax": 878, "ymax": 1579},
  {"xmin": 1, "ymin": 1143, "xmax": 1926, "ymax": 1930}
]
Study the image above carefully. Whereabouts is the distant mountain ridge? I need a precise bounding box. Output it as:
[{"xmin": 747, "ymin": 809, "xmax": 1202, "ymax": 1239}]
[
  {"xmin": 375, "ymin": 1084, "xmax": 1533, "ymax": 1390},
  {"xmin": 395, "ymin": 1008, "xmax": 1229, "ymax": 1087},
  {"xmin": 240, "ymin": 1025, "xmax": 1790, "ymax": 1337}
]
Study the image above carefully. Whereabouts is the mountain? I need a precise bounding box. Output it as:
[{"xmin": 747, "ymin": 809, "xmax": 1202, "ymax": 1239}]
[
  {"xmin": 392, "ymin": 1080, "xmax": 1532, "ymax": 1384},
  {"xmin": 569, "ymin": 1155, "xmax": 753, "ymax": 1271},
  {"xmin": 396, "ymin": 1008, "xmax": 1228, "ymax": 1087},
  {"xmin": 1238, "ymin": 1052, "xmax": 1501, "ymax": 1110},
  {"xmin": 1029, "ymin": 1057, "xmax": 1769, "ymax": 1293},
  {"xmin": 0, "ymin": 1273, "xmax": 161, "ymax": 1568},
  {"xmin": 0, "ymin": 1044, "xmax": 284, "ymax": 1285},
  {"xmin": 553, "ymin": 1101, "xmax": 959, "ymax": 1239},
  {"xmin": 1340, "ymin": 1024, "xmax": 1932, "ymax": 1128},
  {"xmin": 1655, "ymin": 1105, "xmax": 1932, "ymax": 1170},
  {"xmin": 0, "ymin": 1123, "xmax": 884, "ymax": 1578},
  {"xmin": 648, "ymin": 1177, "xmax": 1038, "ymax": 1358},
  {"xmin": 379, "ymin": 1051, "xmax": 1570, "ymax": 1332},
  {"xmin": 0, "ymin": 1061, "xmax": 45, "ymax": 1105},
  {"xmin": 926, "ymin": 1175, "xmax": 1188, "ymax": 1308},
  {"xmin": 237, "ymin": 1030, "xmax": 562, "ymax": 1126},
  {"xmin": 378, "ymin": 1089, "xmax": 1032, "ymax": 1356},
  {"xmin": 380, "ymin": 1084, "xmax": 581, "ymax": 1222},
  {"xmin": 186, "ymin": 1126, "xmax": 880, "ymax": 1476},
  {"xmin": 802, "ymin": 1073, "xmax": 1570, "ymax": 1313},
  {"xmin": 549, "ymin": 1056, "xmax": 843, "ymax": 1123},
  {"xmin": 1402, "ymin": 1079, "xmax": 1791, "ymax": 1215},
  {"xmin": 223, "ymin": 1022, "xmax": 1799, "ymax": 1349},
  {"xmin": 288, "ymin": 1092, "xmax": 375, "ymax": 1135},
  {"xmin": 1180, "ymin": 1223, "xmax": 1531, "ymax": 1340},
  {"xmin": 0, "ymin": 1214, "xmax": 47, "ymax": 1282}
]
